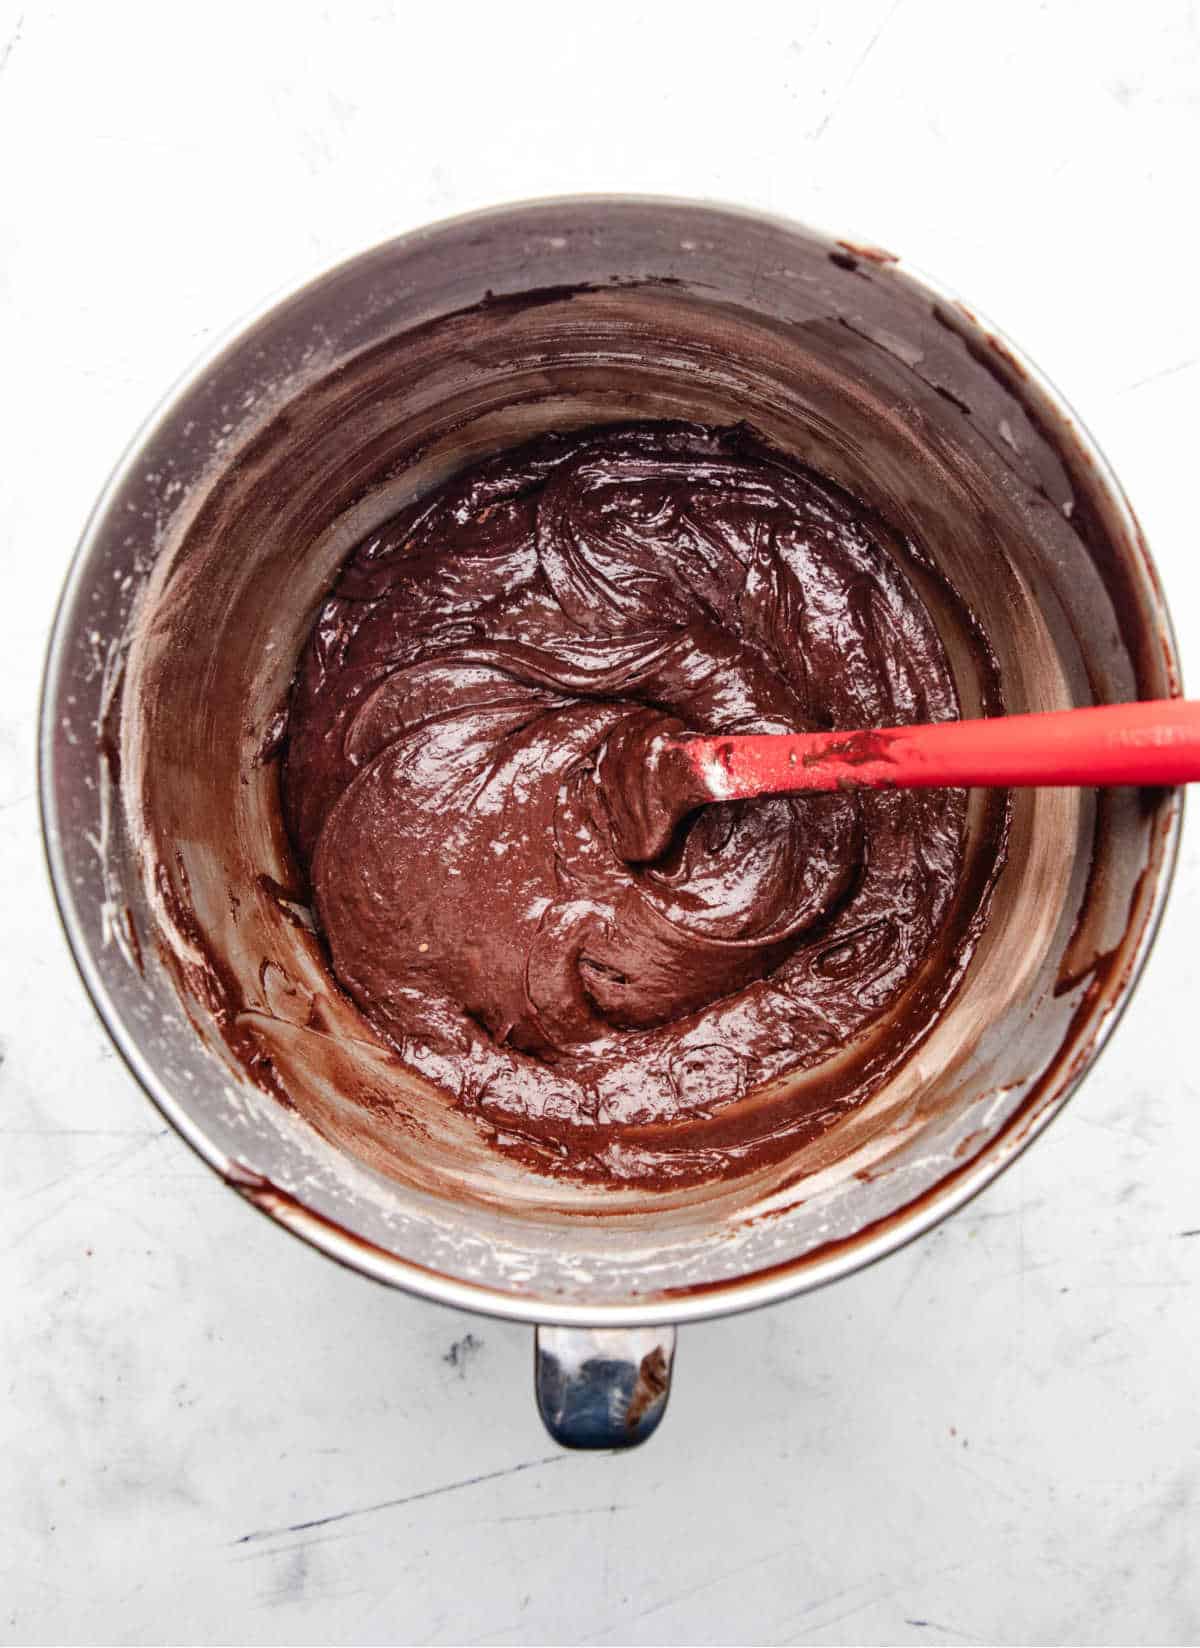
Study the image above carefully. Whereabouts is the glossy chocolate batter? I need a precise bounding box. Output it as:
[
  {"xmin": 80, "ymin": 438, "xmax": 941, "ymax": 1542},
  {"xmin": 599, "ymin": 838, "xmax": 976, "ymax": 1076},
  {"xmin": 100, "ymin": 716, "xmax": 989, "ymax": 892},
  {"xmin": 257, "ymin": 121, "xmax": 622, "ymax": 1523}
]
[{"xmin": 283, "ymin": 422, "xmax": 986, "ymax": 1184}]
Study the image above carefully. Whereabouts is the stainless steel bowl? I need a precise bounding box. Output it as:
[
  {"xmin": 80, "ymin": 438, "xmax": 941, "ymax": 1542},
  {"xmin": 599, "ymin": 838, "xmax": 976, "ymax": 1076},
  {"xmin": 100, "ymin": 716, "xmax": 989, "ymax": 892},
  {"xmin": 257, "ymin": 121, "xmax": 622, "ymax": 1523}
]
[{"xmin": 40, "ymin": 198, "xmax": 1180, "ymax": 1446}]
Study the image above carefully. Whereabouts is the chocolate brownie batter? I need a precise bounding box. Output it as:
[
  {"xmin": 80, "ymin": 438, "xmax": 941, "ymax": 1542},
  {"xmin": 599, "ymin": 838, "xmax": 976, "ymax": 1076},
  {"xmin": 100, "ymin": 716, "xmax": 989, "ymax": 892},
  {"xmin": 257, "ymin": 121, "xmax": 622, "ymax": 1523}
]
[{"xmin": 283, "ymin": 422, "xmax": 987, "ymax": 1184}]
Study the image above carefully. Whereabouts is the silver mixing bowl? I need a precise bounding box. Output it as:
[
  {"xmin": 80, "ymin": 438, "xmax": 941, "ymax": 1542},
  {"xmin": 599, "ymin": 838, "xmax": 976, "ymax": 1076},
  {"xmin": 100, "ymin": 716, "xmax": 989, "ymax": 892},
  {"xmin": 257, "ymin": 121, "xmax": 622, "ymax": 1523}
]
[{"xmin": 40, "ymin": 198, "xmax": 1180, "ymax": 1446}]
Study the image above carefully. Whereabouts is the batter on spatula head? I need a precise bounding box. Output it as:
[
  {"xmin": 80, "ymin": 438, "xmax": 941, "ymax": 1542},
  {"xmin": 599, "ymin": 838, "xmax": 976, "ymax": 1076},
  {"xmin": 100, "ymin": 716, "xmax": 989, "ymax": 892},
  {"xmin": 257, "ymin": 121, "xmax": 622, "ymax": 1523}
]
[{"xmin": 284, "ymin": 422, "xmax": 993, "ymax": 1187}]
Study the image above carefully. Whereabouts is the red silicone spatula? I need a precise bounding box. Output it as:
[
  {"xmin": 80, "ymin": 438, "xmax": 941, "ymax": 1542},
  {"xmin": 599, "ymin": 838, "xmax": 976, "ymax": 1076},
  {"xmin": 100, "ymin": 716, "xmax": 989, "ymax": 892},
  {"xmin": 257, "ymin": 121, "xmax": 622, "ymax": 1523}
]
[
  {"xmin": 682, "ymin": 699, "xmax": 1200, "ymax": 798},
  {"xmin": 611, "ymin": 700, "xmax": 1200, "ymax": 861}
]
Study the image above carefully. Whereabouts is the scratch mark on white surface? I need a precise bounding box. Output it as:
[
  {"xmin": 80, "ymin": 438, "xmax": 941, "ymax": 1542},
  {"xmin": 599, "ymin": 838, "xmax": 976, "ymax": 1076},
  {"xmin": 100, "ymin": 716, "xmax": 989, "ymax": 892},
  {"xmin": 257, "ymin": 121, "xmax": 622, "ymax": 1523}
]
[
  {"xmin": 0, "ymin": 1127, "xmax": 167, "ymax": 1138},
  {"xmin": 482, "ymin": 1503, "xmax": 628, "ymax": 1525},
  {"xmin": 7, "ymin": 1131, "xmax": 171, "ymax": 1253},
  {"xmin": 770, "ymin": 1578, "xmax": 878, "ymax": 1636},
  {"xmin": 0, "ymin": 10, "xmax": 22, "ymax": 78},
  {"xmin": 906, "ymin": 1618, "xmax": 985, "ymax": 1641},
  {"xmin": 945, "ymin": 1452, "xmax": 1023, "ymax": 1506},
  {"xmin": 769, "ymin": 1561, "xmax": 971, "ymax": 1645},
  {"xmin": 15, "ymin": 1130, "xmax": 169, "ymax": 1203},
  {"xmin": 988, "ymin": 1254, "xmax": 1063, "ymax": 1283},
  {"xmin": 232, "ymin": 1454, "xmax": 568, "ymax": 1545},
  {"xmin": 810, "ymin": 0, "xmax": 904, "ymax": 141},
  {"xmin": 471, "ymin": 1621, "xmax": 535, "ymax": 1644},
  {"xmin": 1123, "ymin": 356, "xmax": 1198, "ymax": 391},
  {"xmin": 1018, "ymin": 1187, "xmax": 1028, "ymax": 1358},
  {"xmin": 779, "ymin": 1583, "xmax": 899, "ymax": 1642},
  {"xmin": 1070, "ymin": 1277, "xmax": 1194, "ymax": 1290},
  {"xmin": 966, "ymin": 1196, "xmax": 1045, "ymax": 1223},
  {"xmin": 600, "ymin": 1496, "xmax": 617, "ymax": 1611},
  {"xmin": 233, "ymin": 1528, "xmax": 361, "ymax": 1564},
  {"xmin": 592, "ymin": 1539, "xmax": 804, "ymax": 1634}
]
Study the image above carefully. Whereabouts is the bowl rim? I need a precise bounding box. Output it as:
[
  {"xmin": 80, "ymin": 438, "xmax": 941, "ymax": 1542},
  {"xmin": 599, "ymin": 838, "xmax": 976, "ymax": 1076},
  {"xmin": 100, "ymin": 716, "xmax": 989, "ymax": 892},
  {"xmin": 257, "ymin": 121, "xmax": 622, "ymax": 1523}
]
[{"xmin": 39, "ymin": 193, "xmax": 1184, "ymax": 1327}]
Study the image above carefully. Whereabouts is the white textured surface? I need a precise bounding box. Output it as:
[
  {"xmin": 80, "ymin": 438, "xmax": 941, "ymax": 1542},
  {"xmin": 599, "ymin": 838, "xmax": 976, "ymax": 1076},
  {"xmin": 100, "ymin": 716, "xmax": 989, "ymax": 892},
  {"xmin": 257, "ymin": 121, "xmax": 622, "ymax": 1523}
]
[{"xmin": 3, "ymin": 2, "xmax": 1199, "ymax": 1643}]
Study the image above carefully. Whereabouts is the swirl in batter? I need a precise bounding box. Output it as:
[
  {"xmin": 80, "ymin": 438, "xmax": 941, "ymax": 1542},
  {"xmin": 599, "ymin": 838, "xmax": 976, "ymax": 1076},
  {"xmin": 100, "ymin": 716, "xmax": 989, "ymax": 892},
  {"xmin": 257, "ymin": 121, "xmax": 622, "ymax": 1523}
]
[{"xmin": 284, "ymin": 423, "xmax": 983, "ymax": 1184}]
